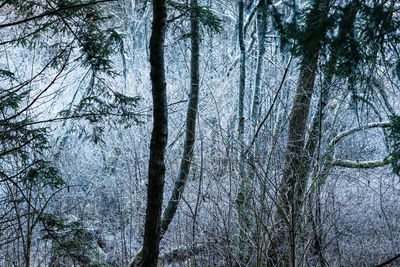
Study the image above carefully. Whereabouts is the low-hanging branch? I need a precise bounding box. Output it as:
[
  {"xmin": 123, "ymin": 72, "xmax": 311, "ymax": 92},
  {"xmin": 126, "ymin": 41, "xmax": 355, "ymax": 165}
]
[
  {"xmin": 0, "ymin": 0, "xmax": 115, "ymax": 29},
  {"xmin": 332, "ymin": 156, "xmax": 393, "ymax": 169},
  {"xmin": 313, "ymin": 121, "xmax": 394, "ymax": 189}
]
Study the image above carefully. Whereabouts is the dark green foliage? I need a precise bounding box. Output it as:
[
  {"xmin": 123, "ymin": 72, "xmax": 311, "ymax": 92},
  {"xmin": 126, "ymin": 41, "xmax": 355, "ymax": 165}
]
[
  {"xmin": 168, "ymin": 0, "xmax": 223, "ymax": 39},
  {"xmin": 191, "ymin": 3, "xmax": 223, "ymax": 34},
  {"xmin": 3, "ymin": 0, "xmax": 121, "ymax": 73},
  {"xmin": 357, "ymin": 1, "xmax": 399, "ymax": 58},
  {"xmin": 40, "ymin": 214, "xmax": 109, "ymax": 266},
  {"xmin": 0, "ymin": 86, "xmax": 49, "ymax": 164},
  {"xmin": 270, "ymin": 0, "xmax": 332, "ymax": 57},
  {"xmin": 269, "ymin": 1, "xmax": 400, "ymax": 124},
  {"xmin": 0, "ymin": 1, "xmax": 141, "ymax": 262},
  {"xmin": 296, "ymin": 1, "xmax": 333, "ymax": 57},
  {"xmin": 59, "ymin": 73, "xmax": 142, "ymax": 144},
  {"xmin": 23, "ymin": 160, "xmax": 64, "ymax": 188},
  {"xmin": 388, "ymin": 116, "xmax": 400, "ymax": 175},
  {"xmin": 270, "ymin": 0, "xmax": 400, "ymax": 78},
  {"xmin": 1, "ymin": 0, "xmax": 142, "ymax": 150},
  {"xmin": 75, "ymin": 12, "xmax": 123, "ymax": 73},
  {"xmin": 328, "ymin": 1, "xmax": 361, "ymax": 77},
  {"xmin": 1, "ymin": 1, "xmax": 143, "ymax": 144},
  {"xmin": 0, "ymin": 69, "xmax": 15, "ymax": 79}
]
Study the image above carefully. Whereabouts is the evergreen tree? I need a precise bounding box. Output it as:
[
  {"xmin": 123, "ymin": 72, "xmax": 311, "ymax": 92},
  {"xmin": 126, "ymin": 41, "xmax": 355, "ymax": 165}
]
[{"xmin": 0, "ymin": 1, "xmax": 139, "ymax": 264}]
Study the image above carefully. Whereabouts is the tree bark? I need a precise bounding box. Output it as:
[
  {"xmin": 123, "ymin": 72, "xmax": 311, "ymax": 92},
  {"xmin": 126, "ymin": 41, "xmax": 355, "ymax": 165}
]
[
  {"xmin": 236, "ymin": 0, "xmax": 248, "ymax": 262},
  {"xmin": 141, "ymin": 0, "xmax": 168, "ymax": 266},
  {"xmin": 270, "ymin": 50, "xmax": 320, "ymax": 267},
  {"xmin": 266, "ymin": 1, "xmax": 332, "ymax": 265},
  {"xmin": 248, "ymin": 0, "xmax": 268, "ymax": 263},
  {"xmin": 129, "ymin": 0, "xmax": 200, "ymax": 265},
  {"xmin": 332, "ymin": 157, "xmax": 393, "ymax": 168},
  {"xmin": 159, "ymin": 0, "xmax": 200, "ymax": 242}
]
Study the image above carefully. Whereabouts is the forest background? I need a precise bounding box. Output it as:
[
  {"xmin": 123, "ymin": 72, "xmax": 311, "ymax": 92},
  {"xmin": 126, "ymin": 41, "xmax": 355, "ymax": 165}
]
[{"xmin": 1, "ymin": 0, "xmax": 400, "ymax": 266}]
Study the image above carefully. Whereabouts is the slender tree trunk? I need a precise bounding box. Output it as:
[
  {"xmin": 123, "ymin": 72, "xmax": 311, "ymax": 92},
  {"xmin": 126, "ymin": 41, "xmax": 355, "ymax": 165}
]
[
  {"xmin": 237, "ymin": 0, "xmax": 245, "ymax": 178},
  {"xmin": 236, "ymin": 0, "xmax": 248, "ymax": 263},
  {"xmin": 248, "ymin": 0, "xmax": 268, "ymax": 263},
  {"xmin": 304, "ymin": 54, "xmax": 337, "ymax": 267},
  {"xmin": 251, "ymin": 0, "xmax": 267, "ymax": 129},
  {"xmin": 141, "ymin": 0, "xmax": 168, "ymax": 266},
  {"xmin": 159, "ymin": 0, "xmax": 200, "ymax": 239},
  {"xmin": 129, "ymin": 1, "xmax": 200, "ymax": 265}
]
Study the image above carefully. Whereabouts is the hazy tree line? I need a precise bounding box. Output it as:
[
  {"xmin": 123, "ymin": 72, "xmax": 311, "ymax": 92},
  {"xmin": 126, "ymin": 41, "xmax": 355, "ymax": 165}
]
[{"xmin": 1, "ymin": 0, "xmax": 400, "ymax": 266}]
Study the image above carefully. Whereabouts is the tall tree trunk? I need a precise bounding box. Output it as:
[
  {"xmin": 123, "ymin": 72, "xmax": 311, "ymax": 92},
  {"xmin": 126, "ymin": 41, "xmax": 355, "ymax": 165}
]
[
  {"xmin": 129, "ymin": 0, "xmax": 200, "ymax": 265},
  {"xmin": 159, "ymin": 0, "xmax": 200, "ymax": 241},
  {"xmin": 248, "ymin": 0, "xmax": 268, "ymax": 263},
  {"xmin": 278, "ymin": 51, "xmax": 319, "ymax": 267},
  {"xmin": 266, "ymin": 2, "xmax": 331, "ymax": 265},
  {"xmin": 141, "ymin": 0, "xmax": 168, "ymax": 266},
  {"xmin": 236, "ymin": 0, "xmax": 248, "ymax": 263},
  {"xmin": 267, "ymin": 53, "xmax": 320, "ymax": 267}
]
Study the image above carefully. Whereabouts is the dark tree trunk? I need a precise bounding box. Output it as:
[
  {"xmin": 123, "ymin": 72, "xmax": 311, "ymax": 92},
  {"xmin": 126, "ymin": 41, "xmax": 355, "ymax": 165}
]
[
  {"xmin": 129, "ymin": 1, "xmax": 200, "ymax": 265},
  {"xmin": 267, "ymin": 2, "xmax": 331, "ymax": 264},
  {"xmin": 159, "ymin": 0, "xmax": 200, "ymax": 238},
  {"xmin": 141, "ymin": 0, "xmax": 168, "ymax": 266},
  {"xmin": 266, "ymin": 49, "xmax": 320, "ymax": 267},
  {"xmin": 236, "ymin": 0, "xmax": 248, "ymax": 262}
]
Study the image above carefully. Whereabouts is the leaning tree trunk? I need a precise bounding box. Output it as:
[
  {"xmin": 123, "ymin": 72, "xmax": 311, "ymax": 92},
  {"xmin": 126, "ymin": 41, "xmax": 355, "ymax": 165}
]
[
  {"xmin": 140, "ymin": 0, "xmax": 168, "ymax": 266},
  {"xmin": 159, "ymin": 0, "xmax": 200, "ymax": 245},
  {"xmin": 266, "ymin": 2, "xmax": 331, "ymax": 265},
  {"xmin": 273, "ymin": 51, "xmax": 319, "ymax": 267},
  {"xmin": 129, "ymin": 0, "xmax": 200, "ymax": 265}
]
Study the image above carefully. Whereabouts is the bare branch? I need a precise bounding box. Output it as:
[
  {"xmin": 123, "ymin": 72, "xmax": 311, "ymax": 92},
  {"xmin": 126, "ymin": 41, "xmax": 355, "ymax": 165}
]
[{"xmin": 329, "ymin": 121, "xmax": 391, "ymax": 148}]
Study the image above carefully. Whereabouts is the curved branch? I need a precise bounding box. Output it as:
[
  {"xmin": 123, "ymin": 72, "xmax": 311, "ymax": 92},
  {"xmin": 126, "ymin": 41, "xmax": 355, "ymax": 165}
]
[
  {"xmin": 328, "ymin": 121, "xmax": 391, "ymax": 148},
  {"xmin": 314, "ymin": 121, "xmax": 394, "ymax": 189}
]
